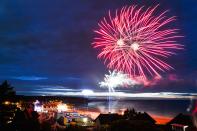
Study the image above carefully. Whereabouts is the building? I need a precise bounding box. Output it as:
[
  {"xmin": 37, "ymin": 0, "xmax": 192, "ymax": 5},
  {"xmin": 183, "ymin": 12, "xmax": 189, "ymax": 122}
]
[
  {"xmin": 135, "ymin": 112, "xmax": 156, "ymax": 125},
  {"xmin": 56, "ymin": 111, "xmax": 94, "ymax": 127},
  {"xmin": 95, "ymin": 113, "xmax": 123, "ymax": 129},
  {"xmin": 167, "ymin": 113, "xmax": 196, "ymax": 131}
]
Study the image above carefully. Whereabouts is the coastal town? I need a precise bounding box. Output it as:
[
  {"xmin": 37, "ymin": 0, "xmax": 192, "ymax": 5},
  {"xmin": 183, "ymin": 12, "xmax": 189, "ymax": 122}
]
[{"xmin": 1, "ymin": 95, "xmax": 196, "ymax": 131}]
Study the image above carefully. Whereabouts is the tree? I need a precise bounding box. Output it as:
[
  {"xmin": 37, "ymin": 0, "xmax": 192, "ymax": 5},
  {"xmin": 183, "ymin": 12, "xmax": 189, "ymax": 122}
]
[
  {"xmin": 0, "ymin": 81, "xmax": 16, "ymax": 130},
  {"xmin": 0, "ymin": 80, "xmax": 16, "ymax": 98},
  {"xmin": 124, "ymin": 108, "xmax": 138, "ymax": 120}
]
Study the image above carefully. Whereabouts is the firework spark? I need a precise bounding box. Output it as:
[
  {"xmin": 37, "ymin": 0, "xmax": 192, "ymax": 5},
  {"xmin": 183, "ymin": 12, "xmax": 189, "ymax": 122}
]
[
  {"xmin": 99, "ymin": 70, "xmax": 139, "ymax": 92},
  {"xmin": 93, "ymin": 5, "xmax": 183, "ymax": 79}
]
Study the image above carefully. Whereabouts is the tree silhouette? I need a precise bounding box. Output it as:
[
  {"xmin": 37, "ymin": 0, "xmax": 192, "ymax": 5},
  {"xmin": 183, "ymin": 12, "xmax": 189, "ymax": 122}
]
[
  {"xmin": 0, "ymin": 81, "xmax": 16, "ymax": 130},
  {"xmin": 124, "ymin": 108, "xmax": 138, "ymax": 120},
  {"xmin": 0, "ymin": 80, "xmax": 15, "ymax": 98}
]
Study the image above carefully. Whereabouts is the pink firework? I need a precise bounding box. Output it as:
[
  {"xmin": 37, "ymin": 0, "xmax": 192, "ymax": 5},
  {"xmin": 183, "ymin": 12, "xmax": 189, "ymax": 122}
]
[{"xmin": 92, "ymin": 5, "xmax": 183, "ymax": 79}]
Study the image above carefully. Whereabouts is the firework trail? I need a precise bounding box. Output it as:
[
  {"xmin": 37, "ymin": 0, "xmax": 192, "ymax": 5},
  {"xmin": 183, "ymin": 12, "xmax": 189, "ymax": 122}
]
[
  {"xmin": 99, "ymin": 70, "xmax": 139, "ymax": 112},
  {"xmin": 93, "ymin": 5, "xmax": 183, "ymax": 80}
]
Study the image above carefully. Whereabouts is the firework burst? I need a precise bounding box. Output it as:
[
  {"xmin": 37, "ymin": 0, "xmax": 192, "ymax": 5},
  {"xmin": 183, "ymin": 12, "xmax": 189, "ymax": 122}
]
[
  {"xmin": 99, "ymin": 70, "xmax": 139, "ymax": 92},
  {"xmin": 93, "ymin": 5, "xmax": 183, "ymax": 79}
]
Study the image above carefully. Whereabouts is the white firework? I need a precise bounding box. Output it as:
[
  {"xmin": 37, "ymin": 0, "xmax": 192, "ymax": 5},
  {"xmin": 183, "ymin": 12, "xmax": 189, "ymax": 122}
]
[{"xmin": 99, "ymin": 70, "xmax": 139, "ymax": 92}]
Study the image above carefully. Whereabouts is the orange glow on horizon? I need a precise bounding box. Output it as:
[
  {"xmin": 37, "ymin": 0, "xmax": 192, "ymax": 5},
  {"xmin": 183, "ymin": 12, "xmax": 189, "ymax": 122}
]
[
  {"xmin": 75, "ymin": 108, "xmax": 173, "ymax": 125},
  {"xmin": 151, "ymin": 114, "xmax": 172, "ymax": 124}
]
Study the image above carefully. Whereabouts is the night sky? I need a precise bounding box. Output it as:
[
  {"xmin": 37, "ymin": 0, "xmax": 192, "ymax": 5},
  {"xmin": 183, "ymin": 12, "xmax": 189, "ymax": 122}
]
[{"xmin": 0, "ymin": 0, "xmax": 197, "ymax": 95}]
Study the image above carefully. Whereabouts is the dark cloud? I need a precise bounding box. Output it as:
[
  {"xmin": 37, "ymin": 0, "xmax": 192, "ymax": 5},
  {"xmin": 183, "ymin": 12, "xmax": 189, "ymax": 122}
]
[{"xmin": 12, "ymin": 76, "xmax": 48, "ymax": 81}]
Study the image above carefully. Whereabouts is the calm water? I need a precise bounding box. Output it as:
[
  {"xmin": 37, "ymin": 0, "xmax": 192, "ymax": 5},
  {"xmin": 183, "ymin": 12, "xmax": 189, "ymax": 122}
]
[{"xmin": 71, "ymin": 98, "xmax": 193, "ymax": 119}]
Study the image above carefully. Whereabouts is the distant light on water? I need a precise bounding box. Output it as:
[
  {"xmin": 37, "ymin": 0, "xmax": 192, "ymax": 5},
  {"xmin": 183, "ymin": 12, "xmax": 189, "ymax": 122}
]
[
  {"xmin": 82, "ymin": 89, "xmax": 94, "ymax": 95},
  {"xmin": 18, "ymin": 89, "xmax": 196, "ymax": 99}
]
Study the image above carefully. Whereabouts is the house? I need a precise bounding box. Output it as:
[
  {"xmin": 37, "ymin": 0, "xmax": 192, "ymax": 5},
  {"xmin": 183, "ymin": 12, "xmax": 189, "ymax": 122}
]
[
  {"xmin": 95, "ymin": 113, "xmax": 123, "ymax": 129},
  {"xmin": 167, "ymin": 113, "xmax": 196, "ymax": 131},
  {"xmin": 95, "ymin": 112, "xmax": 157, "ymax": 130},
  {"xmin": 135, "ymin": 112, "xmax": 156, "ymax": 125}
]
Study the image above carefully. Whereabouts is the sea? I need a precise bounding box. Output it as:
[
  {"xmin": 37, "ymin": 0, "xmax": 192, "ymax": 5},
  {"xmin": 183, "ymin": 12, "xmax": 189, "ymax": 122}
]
[{"xmin": 62, "ymin": 98, "xmax": 195, "ymax": 124}]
